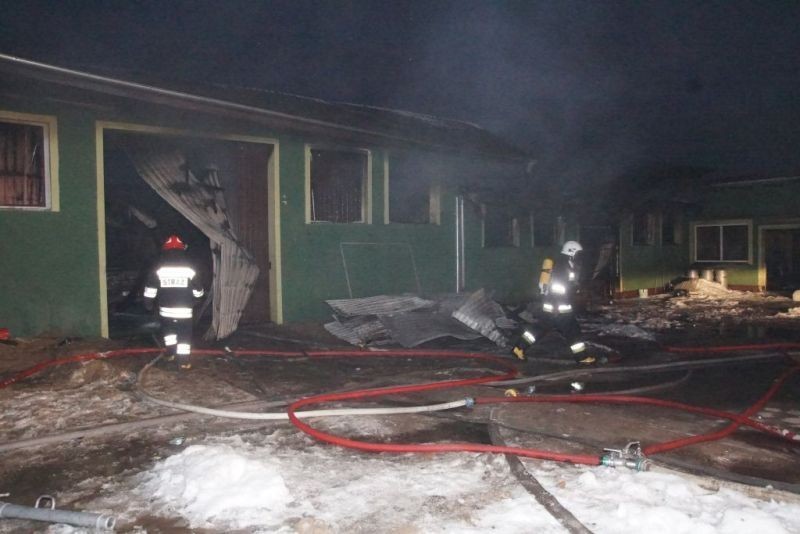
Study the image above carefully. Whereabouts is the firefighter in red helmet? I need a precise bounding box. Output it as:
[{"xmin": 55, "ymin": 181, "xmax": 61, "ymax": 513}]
[{"xmin": 143, "ymin": 235, "xmax": 205, "ymax": 370}]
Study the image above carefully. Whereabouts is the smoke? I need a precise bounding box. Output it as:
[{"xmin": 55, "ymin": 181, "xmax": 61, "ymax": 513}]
[
  {"xmin": 377, "ymin": 1, "xmax": 800, "ymax": 185},
  {"xmin": 3, "ymin": 0, "xmax": 800, "ymax": 181}
]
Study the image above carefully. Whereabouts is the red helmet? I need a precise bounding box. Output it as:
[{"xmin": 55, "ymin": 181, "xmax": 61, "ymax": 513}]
[{"xmin": 162, "ymin": 235, "xmax": 187, "ymax": 251}]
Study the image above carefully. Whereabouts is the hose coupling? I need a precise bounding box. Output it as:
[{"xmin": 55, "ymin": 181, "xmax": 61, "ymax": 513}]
[
  {"xmin": 464, "ymin": 397, "xmax": 475, "ymax": 409},
  {"xmin": 600, "ymin": 441, "xmax": 650, "ymax": 471}
]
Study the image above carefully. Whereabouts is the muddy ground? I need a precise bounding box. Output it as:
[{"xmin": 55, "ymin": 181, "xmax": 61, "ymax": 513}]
[{"xmin": 1, "ymin": 292, "xmax": 800, "ymax": 532}]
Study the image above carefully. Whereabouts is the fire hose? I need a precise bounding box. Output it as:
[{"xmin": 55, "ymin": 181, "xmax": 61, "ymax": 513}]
[
  {"xmin": 0, "ymin": 343, "xmax": 799, "ymax": 532},
  {"xmin": 2, "ymin": 345, "xmax": 799, "ymax": 464}
]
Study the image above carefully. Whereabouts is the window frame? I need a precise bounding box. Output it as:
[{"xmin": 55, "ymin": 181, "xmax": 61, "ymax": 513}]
[
  {"xmin": 304, "ymin": 144, "xmax": 372, "ymax": 224},
  {"xmin": 0, "ymin": 110, "xmax": 59, "ymax": 211},
  {"xmin": 384, "ymin": 151, "xmax": 441, "ymax": 225},
  {"xmin": 631, "ymin": 211, "xmax": 658, "ymax": 246},
  {"xmin": 482, "ymin": 204, "xmax": 520, "ymax": 248},
  {"xmin": 692, "ymin": 219, "xmax": 753, "ymax": 263},
  {"xmin": 530, "ymin": 213, "xmax": 557, "ymax": 248},
  {"xmin": 660, "ymin": 211, "xmax": 683, "ymax": 246}
]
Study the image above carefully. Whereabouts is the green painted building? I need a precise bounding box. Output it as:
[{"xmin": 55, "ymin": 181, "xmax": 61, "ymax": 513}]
[
  {"xmin": 0, "ymin": 54, "xmax": 566, "ymax": 338},
  {"xmin": 612, "ymin": 170, "xmax": 800, "ymax": 296}
]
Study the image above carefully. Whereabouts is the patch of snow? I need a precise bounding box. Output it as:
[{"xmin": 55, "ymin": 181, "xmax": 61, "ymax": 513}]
[
  {"xmin": 774, "ymin": 306, "xmax": 800, "ymax": 318},
  {"xmin": 87, "ymin": 433, "xmax": 800, "ymax": 533},
  {"xmin": 139, "ymin": 440, "xmax": 292, "ymax": 530},
  {"xmin": 674, "ymin": 278, "xmax": 740, "ymax": 299},
  {"xmin": 594, "ymin": 323, "xmax": 656, "ymax": 341}
]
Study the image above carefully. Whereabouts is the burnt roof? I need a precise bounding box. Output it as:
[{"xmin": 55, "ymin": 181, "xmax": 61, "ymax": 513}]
[{"xmin": 0, "ymin": 53, "xmax": 528, "ymax": 161}]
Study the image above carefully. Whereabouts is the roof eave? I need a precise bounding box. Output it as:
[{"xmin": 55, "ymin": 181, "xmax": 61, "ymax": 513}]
[{"xmin": 0, "ymin": 53, "xmax": 529, "ymax": 161}]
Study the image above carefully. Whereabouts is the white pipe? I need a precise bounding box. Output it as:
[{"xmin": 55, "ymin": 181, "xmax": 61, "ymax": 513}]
[
  {"xmin": 137, "ymin": 391, "xmax": 468, "ymax": 420},
  {"xmin": 136, "ymin": 355, "xmax": 469, "ymax": 421}
]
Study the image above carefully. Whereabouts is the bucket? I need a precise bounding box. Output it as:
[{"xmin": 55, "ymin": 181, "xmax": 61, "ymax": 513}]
[
  {"xmin": 701, "ymin": 269, "xmax": 714, "ymax": 281},
  {"xmin": 715, "ymin": 269, "xmax": 727, "ymax": 288},
  {"xmin": 687, "ymin": 269, "xmax": 699, "ymax": 279},
  {"xmin": 638, "ymin": 288, "xmax": 649, "ymax": 298}
]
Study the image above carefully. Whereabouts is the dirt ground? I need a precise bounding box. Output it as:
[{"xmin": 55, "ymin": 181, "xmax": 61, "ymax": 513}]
[{"xmin": 1, "ymin": 292, "xmax": 800, "ymax": 532}]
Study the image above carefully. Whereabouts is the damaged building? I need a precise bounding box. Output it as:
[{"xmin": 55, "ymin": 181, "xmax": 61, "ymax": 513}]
[{"xmin": 0, "ymin": 54, "xmax": 574, "ymax": 339}]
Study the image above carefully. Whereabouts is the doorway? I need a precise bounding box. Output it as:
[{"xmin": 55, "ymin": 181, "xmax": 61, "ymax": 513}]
[
  {"xmin": 763, "ymin": 227, "xmax": 800, "ymax": 292},
  {"xmin": 101, "ymin": 128, "xmax": 275, "ymax": 338}
]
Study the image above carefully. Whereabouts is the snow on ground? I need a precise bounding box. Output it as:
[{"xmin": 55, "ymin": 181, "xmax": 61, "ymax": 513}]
[
  {"xmin": 774, "ymin": 306, "xmax": 800, "ymax": 318},
  {"xmin": 46, "ymin": 428, "xmax": 799, "ymax": 534},
  {"xmin": 0, "ymin": 361, "xmax": 255, "ymax": 442}
]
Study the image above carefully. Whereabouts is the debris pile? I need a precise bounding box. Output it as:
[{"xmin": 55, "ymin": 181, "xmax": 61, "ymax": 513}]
[
  {"xmin": 324, "ymin": 289, "xmax": 512, "ymax": 347},
  {"xmin": 673, "ymin": 278, "xmax": 740, "ymax": 299}
]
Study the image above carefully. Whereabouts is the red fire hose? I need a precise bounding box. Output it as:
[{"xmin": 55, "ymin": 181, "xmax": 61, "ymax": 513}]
[{"xmin": 2, "ymin": 343, "xmax": 798, "ymax": 467}]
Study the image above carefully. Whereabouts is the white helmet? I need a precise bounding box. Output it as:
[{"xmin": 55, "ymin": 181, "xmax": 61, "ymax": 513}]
[{"xmin": 561, "ymin": 240, "xmax": 583, "ymax": 257}]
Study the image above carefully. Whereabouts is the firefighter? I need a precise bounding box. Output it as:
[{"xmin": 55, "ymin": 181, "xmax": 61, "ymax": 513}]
[
  {"xmin": 512, "ymin": 240, "xmax": 595, "ymax": 364},
  {"xmin": 143, "ymin": 235, "xmax": 205, "ymax": 370}
]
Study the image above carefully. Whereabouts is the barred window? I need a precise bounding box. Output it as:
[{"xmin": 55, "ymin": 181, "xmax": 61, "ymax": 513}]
[
  {"xmin": 309, "ymin": 148, "xmax": 369, "ymax": 223},
  {"xmin": 0, "ymin": 120, "xmax": 52, "ymax": 208}
]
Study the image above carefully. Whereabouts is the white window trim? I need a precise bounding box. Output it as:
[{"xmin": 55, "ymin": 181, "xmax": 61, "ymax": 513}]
[
  {"xmin": 304, "ymin": 144, "xmax": 372, "ymax": 224},
  {"xmin": 0, "ymin": 110, "xmax": 59, "ymax": 211},
  {"xmin": 691, "ymin": 219, "xmax": 753, "ymax": 263}
]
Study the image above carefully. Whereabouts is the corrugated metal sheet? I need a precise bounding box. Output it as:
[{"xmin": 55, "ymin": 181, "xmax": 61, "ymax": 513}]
[
  {"xmin": 129, "ymin": 146, "xmax": 259, "ymax": 340},
  {"xmin": 326, "ymin": 295, "xmax": 435, "ymax": 318},
  {"xmin": 379, "ymin": 311, "xmax": 482, "ymax": 348},
  {"xmin": 451, "ymin": 289, "xmax": 509, "ymax": 347},
  {"xmin": 324, "ymin": 316, "xmax": 388, "ymax": 346}
]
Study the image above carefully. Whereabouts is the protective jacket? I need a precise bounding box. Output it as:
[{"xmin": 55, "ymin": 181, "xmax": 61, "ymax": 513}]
[
  {"xmin": 542, "ymin": 254, "xmax": 580, "ymax": 314},
  {"xmin": 143, "ymin": 249, "xmax": 204, "ymax": 319}
]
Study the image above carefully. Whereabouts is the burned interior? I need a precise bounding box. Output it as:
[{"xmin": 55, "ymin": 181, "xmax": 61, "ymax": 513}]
[{"xmin": 103, "ymin": 130, "xmax": 273, "ymax": 338}]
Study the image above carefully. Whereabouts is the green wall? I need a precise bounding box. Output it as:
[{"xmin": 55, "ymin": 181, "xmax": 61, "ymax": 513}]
[
  {"xmin": 0, "ymin": 84, "xmax": 538, "ymax": 335},
  {"xmin": 0, "ymin": 104, "xmax": 101, "ymax": 337},
  {"xmin": 617, "ymin": 180, "xmax": 800, "ymax": 293},
  {"xmin": 618, "ymin": 220, "xmax": 689, "ymax": 293},
  {"xmin": 690, "ymin": 181, "xmax": 800, "ymax": 288},
  {"xmin": 278, "ymin": 145, "xmax": 460, "ymax": 321},
  {"xmin": 278, "ymin": 144, "xmax": 541, "ymax": 321}
]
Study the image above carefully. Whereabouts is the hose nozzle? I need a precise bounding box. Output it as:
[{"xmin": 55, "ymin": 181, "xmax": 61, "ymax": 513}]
[{"xmin": 600, "ymin": 441, "xmax": 650, "ymax": 471}]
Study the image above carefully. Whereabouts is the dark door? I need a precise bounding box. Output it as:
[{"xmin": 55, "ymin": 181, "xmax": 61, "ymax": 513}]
[
  {"xmin": 764, "ymin": 229, "xmax": 800, "ymax": 292},
  {"xmin": 233, "ymin": 143, "xmax": 273, "ymax": 324}
]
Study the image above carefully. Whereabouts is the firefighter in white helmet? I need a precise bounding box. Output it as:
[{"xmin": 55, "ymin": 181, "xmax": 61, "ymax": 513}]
[
  {"xmin": 512, "ymin": 241, "xmax": 594, "ymax": 364},
  {"xmin": 143, "ymin": 235, "xmax": 205, "ymax": 370}
]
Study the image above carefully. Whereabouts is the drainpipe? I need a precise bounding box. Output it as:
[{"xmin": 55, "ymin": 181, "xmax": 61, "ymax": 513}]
[{"xmin": 455, "ymin": 195, "xmax": 465, "ymax": 293}]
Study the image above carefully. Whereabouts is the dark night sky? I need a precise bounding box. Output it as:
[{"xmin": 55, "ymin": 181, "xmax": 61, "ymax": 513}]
[{"xmin": 2, "ymin": 0, "xmax": 799, "ymax": 184}]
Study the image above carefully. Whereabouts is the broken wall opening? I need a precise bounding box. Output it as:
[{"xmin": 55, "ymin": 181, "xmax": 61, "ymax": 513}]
[{"xmin": 103, "ymin": 130, "xmax": 273, "ymax": 339}]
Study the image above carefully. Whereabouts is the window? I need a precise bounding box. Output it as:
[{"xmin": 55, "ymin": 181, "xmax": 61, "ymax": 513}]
[
  {"xmin": 483, "ymin": 205, "xmax": 519, "ymax": 248},
  {"xmin": 0, "ymin": 114, "xmax": 57, "ymax": 209},
  {"xmin": 661, "ymin": 212, "xmax": 682, "ymax": 245},
  {"xmin": 694, "ymin": 222, "xmax": 750, "ymax": 262},
  {"xmin": 632, "ymin": 212, "xmax": 657, "ymax": 246},
  {"xmin": 387, "ymin": 152, "xmax": 439, "ymax": 224},
  {"xmin": 532, "ymin": 214, "xmax": 555, "ymax": 247},
  {"xmin": 308, "ymin": 147, "xmax": 369, "ymax": 223}
]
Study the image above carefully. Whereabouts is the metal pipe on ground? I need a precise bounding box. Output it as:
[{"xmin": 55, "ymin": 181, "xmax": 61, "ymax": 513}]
[{"xmin": 0, "ymin": 499, "xmax": 115, "ymax": 530}]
